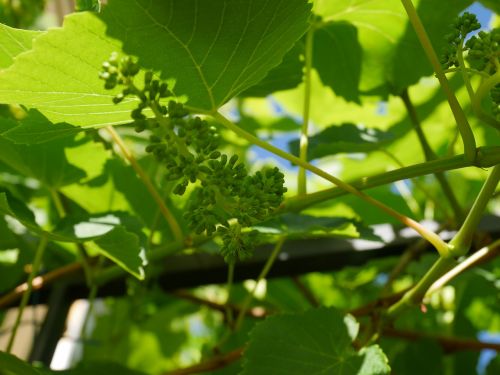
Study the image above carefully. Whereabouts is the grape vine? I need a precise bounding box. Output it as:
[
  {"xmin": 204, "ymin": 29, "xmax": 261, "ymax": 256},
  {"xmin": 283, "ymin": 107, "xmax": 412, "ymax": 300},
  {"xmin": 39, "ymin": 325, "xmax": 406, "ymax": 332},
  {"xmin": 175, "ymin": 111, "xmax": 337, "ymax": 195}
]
[{"xmin": 0, "ymin": 1, "xmax": 499, "ymax": 374}]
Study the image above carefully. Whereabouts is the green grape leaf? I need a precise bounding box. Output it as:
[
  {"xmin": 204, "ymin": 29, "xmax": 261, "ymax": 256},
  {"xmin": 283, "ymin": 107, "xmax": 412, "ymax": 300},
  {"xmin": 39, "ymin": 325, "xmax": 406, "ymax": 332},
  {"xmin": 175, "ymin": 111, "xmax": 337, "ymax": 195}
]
[
  {"xmin": 390, "ymin": 340, "xmax": 444, "ymax": 375},
  {"xmin": 94, "ymin": 225, "xmax": 145, "ymax": 280},
  {"xmin": 0, "ymin": 351, "xmax": 42, "ymax": 375},
  {"xmin": 0, "ymin": 191, "xmax": 59, "ymax": 239},
  {"xmin": 0, "ymin": 0, "xmax": 311, "ymax": 125},
  {"xmin": 75, "ymin": 0, "xmax": 101, "ymax": 12},
  {"xmin": 2, "ymin": 110, "xmax": 82, "ymax": 144},
  {"xmin": 314, "ymin": 0, "xmax": 472, "ymax": 95},
  {"xmin": 0, "ymin": 13, "xmax": 135, "ymax": 127},
  {"xmin": 53, "ymin": 212, "xmax": 147, "ymax": 279},
  {"xmin": 241, "ymin": 42, "xmax": 305, "ymax": 97},
  {"xmin": 256, "ymin": 213, "xmax": 380, "ymax": 240},
  {"xmin": 313, "ymin": 0, "xmax": 408, "ymax": 94},
  {"xmin": 479, "ymin": 1, "xmax": 500, "ymax": 13},
  {"xmin": 0, "ymin": 126, "xmax": 86, "ymax": 188},
  {"xmin": 0, "ymin": 192, "xmax": 145, "ymax": 279},
  {"xmin": 390, "ymin": 0, "xmax": 473, "ymax": 91},
  {"xmin": 0, "ymin": 215, "xmax": 17, "ymax": 249},
  {"xmin": 0, "ymin": 23, "xmax": 43, "ymax": 69},
  {"xmin": 289, "ymin": 123, "xmax": 394, "ymax": 160},
  {"xmin": 102, "ymin": 0, "xmax": 312, "ymax": 111},
  {"xmin": 313, "ymin": 21, "xmax": 362, "ymax": 103},
  {"xmin": 241, "ymin": 307, "xmax": 390, "ymax": 375}
]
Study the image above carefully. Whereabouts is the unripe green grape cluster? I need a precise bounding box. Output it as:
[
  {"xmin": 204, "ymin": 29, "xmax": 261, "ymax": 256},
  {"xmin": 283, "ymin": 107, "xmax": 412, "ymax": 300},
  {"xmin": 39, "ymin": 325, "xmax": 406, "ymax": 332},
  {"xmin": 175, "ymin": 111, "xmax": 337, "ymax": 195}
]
[
  {"xmin": 440, "ymin": 12, "xmax": 481, "ymax": 69},
  {"xmin": 99, "ymin": 53, "xmax": 287, "ymax": 262},
  {"xmin": 184, "ymin": 166, "xmax": 286, "ymax": 235},
  {"xmin": 217, "ymin": 225, "xmax": 258, "ymax": 263},
  {"xmin": 441, "ymin": 14, "xmax": 500, "ymax": 125},
  {"xmin": 465, "ymin": 28, "xmax": 500, "ymax": 74}
]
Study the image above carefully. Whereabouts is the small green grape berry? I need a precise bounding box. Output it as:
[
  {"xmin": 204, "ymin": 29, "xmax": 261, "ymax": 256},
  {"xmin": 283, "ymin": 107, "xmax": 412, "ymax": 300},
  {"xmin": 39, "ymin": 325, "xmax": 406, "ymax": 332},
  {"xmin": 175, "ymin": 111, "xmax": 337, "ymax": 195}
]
[
  {"xmin": 108, "ymin": 52, "xmax": 119, "ymax": 65},
  {"xmin": 173, "ymin": 182, "xmax": 187, "ymax": 195},
  {"xmin": 113, "ymin": 93, "xmax": 125, "ymax": 104},
  {"xmin": 134, "ymin": 120, "xmax": 147, "ymax": 133},
  {"xmin": 149, "ymin": 135, "xmax": 161, "ymax": 143},
  {"xmin": 228, "ymin": 154, "xmax": 238, "ymax": 167},
  {"xmin": 144, "ymin": 71, "xmax": 153, "ymax": 85},
  {"xmin": 99, "ymin": 71, "xmax": 111, "ymax": 80},
  {"xmin": 131, "ymin": 108, "xmax": 146, "ymax": 120},
  {"xmin": 104, "ymin": 81, "xmax": 117, "ymax": 90},
  {"xmin": 128, "ymin": 63, "xmax": 140, "ymax": 77},
  {"xmin": 159, "ymin": 83, "xmax": 172, "ymax": 98}
]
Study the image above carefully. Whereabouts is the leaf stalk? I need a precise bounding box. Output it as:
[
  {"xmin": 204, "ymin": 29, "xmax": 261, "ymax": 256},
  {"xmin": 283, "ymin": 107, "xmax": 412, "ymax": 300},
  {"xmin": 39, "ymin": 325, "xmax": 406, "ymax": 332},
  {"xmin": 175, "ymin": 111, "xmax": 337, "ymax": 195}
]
[
  {"xmin": 6, "ymin": 234, "xmax": 49, "ymax": 353},
  {"xmin": 400, "ymin": 0, "xmax": 476, "ymax": 161}
]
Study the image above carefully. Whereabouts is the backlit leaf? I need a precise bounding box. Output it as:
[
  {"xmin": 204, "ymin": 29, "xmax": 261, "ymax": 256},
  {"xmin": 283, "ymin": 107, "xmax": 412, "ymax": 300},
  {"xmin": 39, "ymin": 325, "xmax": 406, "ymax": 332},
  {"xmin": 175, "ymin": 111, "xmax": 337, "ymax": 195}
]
[
  {"xmin": 0, "ymin": 0, "xmax": 312, "ymax": 126},
  {"xmin": 289, "ymin": 123, "xmax": 394, "ymax": 160},
  {"xmin": 0, "ymin": 23, "xmax": 42, "ymax": 69},
  {"xmin": 2, "ymin": 110, "xmax": 82, "ymax": 144},
  {"xmin": 241, "ymin": 307, "xmax": 390, "ymax": 375},
  {"xmin": 313, "ymin": 21, "xmax": 362, "ymax": 102}
]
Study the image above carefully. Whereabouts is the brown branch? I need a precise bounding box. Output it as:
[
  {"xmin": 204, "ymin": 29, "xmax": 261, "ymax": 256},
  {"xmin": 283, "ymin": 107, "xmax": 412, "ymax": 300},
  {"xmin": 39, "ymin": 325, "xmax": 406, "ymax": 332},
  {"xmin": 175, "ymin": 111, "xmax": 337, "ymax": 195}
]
[
  {"xmin": 382, "ymin": 327, "xmax": 500, "ymax": 353},
  {"xmin": 429, "ymin": 239, "xmax": 500, "ymax": 294},
  {"xmin": 348, "ymin": 288, "xmax": 410, "ymax": 317},
  {"xmin": 381, "ymin": 223, "xmax": 450, "ymax": 295},
  {"xmin": 106, "ymin": 127, "xmax": 184, "ymax": 242},
  {"xmin": 0, "ymin": 261, "xmax": 85, "ymax": 309},
  {"xmin": 291, "ymin": 275, "xmax": 320, "ymax": 307},
  {"xmin": 170, "ymin": 290, "xmax": 272, "ymax": 319},
  {"xmin": 164, "ymin": 348, "xmax": 243, "ymax": 375}
]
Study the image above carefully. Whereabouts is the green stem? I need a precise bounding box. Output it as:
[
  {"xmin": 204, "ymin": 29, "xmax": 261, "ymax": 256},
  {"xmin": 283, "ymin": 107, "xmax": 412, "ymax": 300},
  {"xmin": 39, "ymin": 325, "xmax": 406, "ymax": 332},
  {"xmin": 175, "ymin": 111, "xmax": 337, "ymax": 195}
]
[
  {"xmin": 429, "ymin": 238, "xmax": 500, "ymax": 294},
  {"xmin": 149, "ymin": 101, "xmax": 192, "ymax": 157},
  {"xmin": 76, "ymin": 244, "xmax": 93, "ymax": 288},
  {"xmin": 471, "ymin": 71, "xmax": 500, "ymax": 130},
  {"xmin": 6, "ymin": 234, "xmax": 49, "ymax": 353},
  {"xmin": 400, "ymin": 0, "xmax": 476, "ymax": 161},
  {"xmin": 50, "ymin": 190, "xmax": 93, "ymax": 287},
  {"xmin": 79, "ymin": 256, "xmax": 105, "ymax": 340},
  {"xmin": 381, "ymin": 223, "xmax": 448, "ymax": 295},
  {"xmin": 225, "ymin": 262, "xmax": 235, "ymax": 328},
  {"xmin": 387, "ymin": 164, "xmax": 500, "ymax": 319},
  {"xmin": 448, "ymin": 165, "xmax": 500, "ymax": 256},
  {"xmin": 443, "ymin": 67, "xmax": 490, "ymax": 78},
  {"xmin": 298, "ymin": 24, "xmax": 314, "ymax": 195},
  {"xmin": 400, "ymin": 89, "xmax": 435, "ymax": 161},
  {"xmin": 456, "ymin": 39, "xmax": 475, "ymax": 101},
  {"xmin": 234, "ymin": 237, "xmax": 285, "ymax": 331},
  {"xmin": 50, "ymin": 188, "xmax": 65, "ymax": 218},
  {"xmin": 400, "ymin": 89, "xmax": 463, "ymax": 222},
  {"xmin": 380, "ymin": 150, "xmax": 451, "ymax": 221},
  {"xmin": 213, "ymin": 111, "xmax": 450, "ymax": 256},
  {"xmin": 387, "ymin": 256, "xmax": 456, "ymax": 318},
  {"xmin": 106, "ymin": 126, "xmax": 184, "ymax": 242},
  {"xmin": 80, "ymin": 283, "xmax": 98, "ymax": 340},
  {"xmin": 282, "ymin": 146, "xmax": 500, "ymax": 214}
]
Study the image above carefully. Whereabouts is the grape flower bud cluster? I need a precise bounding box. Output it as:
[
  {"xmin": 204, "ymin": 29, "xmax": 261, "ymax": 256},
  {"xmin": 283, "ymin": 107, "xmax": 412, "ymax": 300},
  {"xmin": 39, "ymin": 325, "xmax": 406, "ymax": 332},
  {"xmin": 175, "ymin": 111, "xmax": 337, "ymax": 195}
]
[
  {"xmin": 440, "ymin": 12, "xmax": 481, "ymax": 69},
  {"xmin": 99, "ymin": 53, "xmax": 287, "ymax": 262},
  {"xmin": 440, "ymin": 13, "xmax": 500, "ymax": 123}
]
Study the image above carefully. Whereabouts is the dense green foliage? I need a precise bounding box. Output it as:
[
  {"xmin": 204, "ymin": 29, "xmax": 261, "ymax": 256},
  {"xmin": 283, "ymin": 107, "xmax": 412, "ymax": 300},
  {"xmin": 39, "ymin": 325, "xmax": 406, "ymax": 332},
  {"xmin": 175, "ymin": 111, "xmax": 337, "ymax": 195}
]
[{"xmin": 0, "ymin": 1, "xmax": 499, "ymax": 374}]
